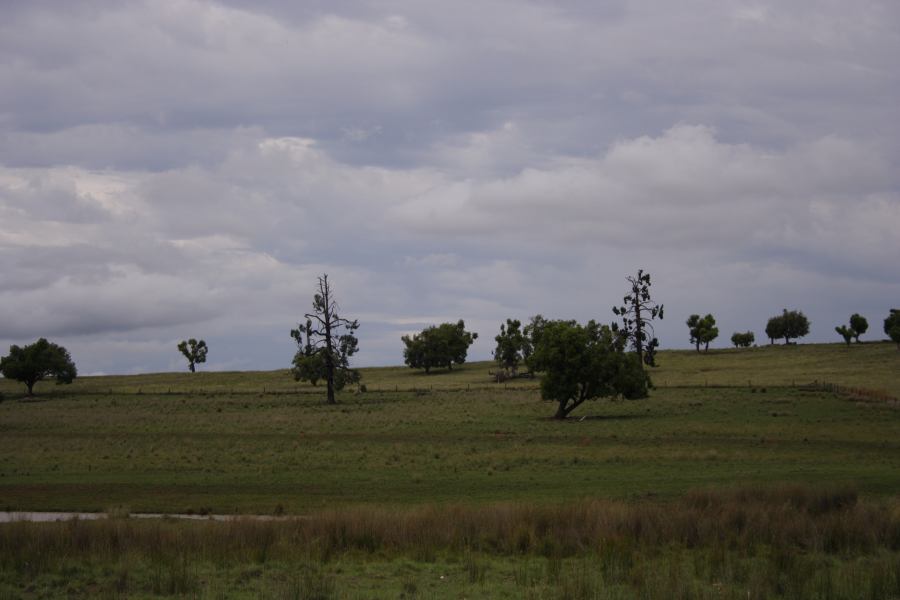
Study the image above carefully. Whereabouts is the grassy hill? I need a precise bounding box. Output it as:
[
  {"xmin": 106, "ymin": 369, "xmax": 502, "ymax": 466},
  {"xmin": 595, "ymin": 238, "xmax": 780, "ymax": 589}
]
[
  {"xmin": 1, "ymin": 342, "xmax": 899, "ymax": 598},
  {"xmin": 0, "ymin": 342, "xmax": 897, "ymax": 513}
]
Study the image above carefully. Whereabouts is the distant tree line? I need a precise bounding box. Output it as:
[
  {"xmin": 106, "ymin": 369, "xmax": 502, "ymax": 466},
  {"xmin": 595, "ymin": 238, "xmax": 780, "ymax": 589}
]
[{"xmin": 3, "ymin": 267, "xmax": 899, "ymax": 403}]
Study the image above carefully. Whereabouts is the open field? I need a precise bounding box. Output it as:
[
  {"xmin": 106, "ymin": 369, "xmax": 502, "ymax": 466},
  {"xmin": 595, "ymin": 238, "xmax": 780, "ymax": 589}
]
[
  {"xmin": 1, "ymin": 342, "xmax": 898, "ymax": 597},
  {"xmin": 1, "ymin": 342, "xmax": 898, "ymax": 513}
]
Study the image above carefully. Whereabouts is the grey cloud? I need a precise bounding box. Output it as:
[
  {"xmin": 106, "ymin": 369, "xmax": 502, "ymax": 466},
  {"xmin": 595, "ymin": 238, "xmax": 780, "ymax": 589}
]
[{"xmin": 1, "ymin": 0, "xmax": 899, "ymax": 374}]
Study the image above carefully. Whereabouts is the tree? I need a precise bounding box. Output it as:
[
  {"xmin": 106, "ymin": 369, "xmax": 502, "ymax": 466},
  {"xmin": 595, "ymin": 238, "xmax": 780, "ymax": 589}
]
[
  {"xmin": 402, "ymin": 320, "xmax": 478, "ymax": 373},
  {"xmin": 835, "ymin": 325, "xmax": 854, "ymax": 346},
  {"xmin": 884, "ymin": 309, "xmax": 900, "ymax": 350},
  {"xmin": 686, "ymin": 314, "xmax": 719, "ymax": 352},
  {"xmin": 766, "ymin": 309, "xmax": 809, "ymax": 345},
  {"xmin": 765, "ymin": 317, "xmax": 783, "ymax": 345},
  {"xmin": 523, "ymin": 314, "xmax": 548, "ymax": 357},
  {"xmin": 0, "ymin": 338, "xmax": 77, "ymax": 396},
  {"xmin": 290, "ymin": 274, "xmax": 360, "ymax": 404},
  {"xmin": 494, "ymin": 318, "xmax": 531, "ymax": 378},
  {"xmin": 779, "ymin": 309, "xmax": 810, "ymax": 344},
  {"xmin": 527, "ymin": 320, "xmax": 649, "ymax": 419},
  {"xmin": 612, "ymin": 269, "xmax": 664, "ymax": 366},
  {"xmin": 730, "ymin": 331, "xmax": 754, "ymax": 348},
  {"xmin": 849, "ymin": 313, "xmax": 868, "ymax": 343},
  {"xmin": 290, "ymin": 320, "xmax": 326, "ymax": 386},
  {"xmin": 177, "ymin": 339, "xmax": 208, "ymax": 372}
]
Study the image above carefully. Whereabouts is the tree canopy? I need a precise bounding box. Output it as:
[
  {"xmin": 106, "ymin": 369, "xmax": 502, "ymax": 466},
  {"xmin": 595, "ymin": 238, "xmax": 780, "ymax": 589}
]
[
  {"xmin": 730, "ymin": 331, "xmax": 754, "ymax": 348},
  {"xmin": 765, "ymin": 309, "xmax": 810, "ymax": 345},
  {"xmin": 402, "ymin": 320, "xmax": 477, "ymax": 374},
  {"xmin": 493, "ymin": 318, "xmax": 532, "ymax": 378},
  {"xmin": 686, "ymin": 314, "xmax": 719, "ymax": 352},
  {"xmin": 612, "ymin": 269, "xmax": 663, "ymax": 366},
  {"xmin": 527, "ymin": 319, "xmax": 649, "ymax": 419},
  {"xmin": 835, "ymin": 325, "xmax": 854, "ymax": 346},
  {"xmin": 0, "ymin": 338, "xmax": 77, "ymax": 396},
  {"xmin": 885, "ymin": 309, "xmax": 900, "ymax": 350},
  {"xmin": 290, "ymin": 274, "xmax": 360, "ymax": 404},
  {"xmin": 849, "ymin": 314, "xmax": 868, "ymax": 343},
  {"xmin": 177, "ymin": 338, "xmax": 208, "ymax": 372}
]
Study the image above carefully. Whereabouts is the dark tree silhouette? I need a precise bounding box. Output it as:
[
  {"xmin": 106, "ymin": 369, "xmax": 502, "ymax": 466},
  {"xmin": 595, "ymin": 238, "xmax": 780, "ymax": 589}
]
[
  {"xmin": 884, "ymin": 309, "xmax": 900, "ymax": 350},
  {"xmin": 730, "ymin": 331, "xmax": 755, "ymax": 348},
  {"xmin": 0, "ymin": 338, "xmax": 77, "ymax": 396},
  {"xmin": 177, "ymin": 338, "xmax": 208, "ymax": 372},
  {"xmin": 612, "ymin": 269, "xmax": 664, "ymax": 366},
  {"xmin": 402, "ymin": 320, "xmax": 477, "ymax": 373},
  {"xmin": 686, "ymin": 314, "xmax": 719, "ymax": 352},
  {"xmin": 849, "ymin": 313, "xmax": 868, "ymax": 343},
  {"xmin": 290, "ymin": 274, "xmax": 359, "ymax": 404}
]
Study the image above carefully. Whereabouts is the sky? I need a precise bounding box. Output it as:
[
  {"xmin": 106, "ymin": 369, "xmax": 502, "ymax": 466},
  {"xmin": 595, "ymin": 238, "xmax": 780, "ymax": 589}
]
[{"xmin": 1, "ymin": 0, "xmax": 898, "ymax": 375}]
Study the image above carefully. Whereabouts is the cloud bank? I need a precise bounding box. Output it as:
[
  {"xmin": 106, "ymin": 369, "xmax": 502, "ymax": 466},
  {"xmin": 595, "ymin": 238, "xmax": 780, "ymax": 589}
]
[{"xmin": 1, "ymin": 1, "xmax": 898, "ymax": 373}]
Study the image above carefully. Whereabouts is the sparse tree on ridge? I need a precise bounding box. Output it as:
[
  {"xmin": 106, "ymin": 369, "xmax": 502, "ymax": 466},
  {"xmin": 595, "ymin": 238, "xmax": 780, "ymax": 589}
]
[
  {"xmin": 884, "ymin": 309, "xmax": 900, "ymax": 350},
  {"xmin": 835, "ymin": 325, "xmax": 854, "ymax": 346},
  {"xmin": 177, "ymin": 338, "xmax": 208, "ymax": 372},
  {"xmin": 849, "ymin": 314, "xmax": 868, "ymax": 343},
  {"xmin": 0, "ymin": 338, "xmax": 77, "ymax": 396},
  {"xmin": 686, "ymin": 314, "xmax": 719, "ymax": 352},
  {"xmin": 402, "ymin": 320, "xmax": 478, "ymax": 374},
  {"xmin": 527, "ymin": 319, "xmax": 649, "ymax": 419},
  {"xmin": 730, "ymin": 331, "xmax": 754, "ymax": 348},
  {"xmin": 290, "ymin": 274, "xmax": 360, "ymax": 404},
  {"xmin": 612, "ymin": 269, "xmax": 664, "ymax": 366}
]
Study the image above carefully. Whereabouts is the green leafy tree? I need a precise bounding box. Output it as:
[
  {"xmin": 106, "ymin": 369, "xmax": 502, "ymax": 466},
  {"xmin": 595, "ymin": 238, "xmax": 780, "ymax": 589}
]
[
  {"xmin": 780, "ymin": 309, "xmax": 810, "ymax": 344},
  {"xmin": 494, "ymin": 318, "xmax": 531, "ymax": 377},
  {"xmin": 527, "ymin": 320, "xmax": 649, "ymax": 419},
  {"xmin": 765, "ymin": 316, "xmax": 783, "ymax": 345},
  {"xmin": 730, "ymin": 331, "xmax": 755, "ymax": 348},
  {"xmin": 290, "ymin": 319, "xmax": 326, "ymax": 386},
  {"xmin": 177, "ymin": 338, "xmax": 208, "ymax": 372},
  {"xmin": 884, "ymin": 309, "xmax": 900, "ymax": 350},
  {"xmin": 686, "ymin": 314, "xmax": 719, "ymax": 352},
  {"xmin": 766, "ymin": 309, "xmax": 809, "ymax": 345},
  {"xmin": 523, "ymin": 314, "xmax": 548, "ymax": 356},
  {"xmin": 849, "ymin": 313, "xmax": 868, "ymax": 343},
  {"xmin": 290, "ymin": 274, "xmax": 360, "ymax": 404},
  {"xmin": 835, "ymin": 325, "xmax": 854, "ymax": 346},
  {"xmin": 0, "ymin": 338, "xmax": 77, "ymax": 396},
  {"xmin": 402, "ymin": 320, "xmax": 477, "ymax": 373},
  {"xmin": 612, "ymin": 269, "xmax": 664, "ymax": 366}
]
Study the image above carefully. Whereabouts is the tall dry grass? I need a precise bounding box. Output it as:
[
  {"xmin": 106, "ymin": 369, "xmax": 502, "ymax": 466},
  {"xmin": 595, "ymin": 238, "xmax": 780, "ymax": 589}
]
[{"xmin": 2, "ymin": 485, "xmax": 897, "ymax": 572}]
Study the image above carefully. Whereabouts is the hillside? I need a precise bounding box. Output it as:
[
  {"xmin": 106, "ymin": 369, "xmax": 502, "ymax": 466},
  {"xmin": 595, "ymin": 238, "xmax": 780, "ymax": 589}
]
[{"xmin": 1, "ymin": 342, "xmax": 897, "ymax": 514}]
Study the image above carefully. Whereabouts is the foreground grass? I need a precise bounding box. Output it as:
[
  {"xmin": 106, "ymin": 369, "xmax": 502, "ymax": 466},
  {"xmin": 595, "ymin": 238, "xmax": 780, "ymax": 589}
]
[{"xmin": 2, "ymin": 486, "xmax": 899, "ymax": 599}]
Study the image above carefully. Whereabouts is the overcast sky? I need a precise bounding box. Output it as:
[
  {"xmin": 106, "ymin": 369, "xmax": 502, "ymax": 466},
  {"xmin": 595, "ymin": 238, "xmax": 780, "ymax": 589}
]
[{"xmin": 1, "ymin": 0, "xmax": 898, "ymax": 374}]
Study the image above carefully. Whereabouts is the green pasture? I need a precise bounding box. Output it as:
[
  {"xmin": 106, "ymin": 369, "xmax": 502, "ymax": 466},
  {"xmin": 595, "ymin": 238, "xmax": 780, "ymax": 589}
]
[{"xmin": 0, "ymin": 342, "xmax": 897, "ymax": 513}]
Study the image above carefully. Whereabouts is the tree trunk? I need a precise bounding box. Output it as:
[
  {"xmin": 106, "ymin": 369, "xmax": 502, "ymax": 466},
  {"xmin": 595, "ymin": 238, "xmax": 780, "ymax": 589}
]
[
  {"xmin": 555, "ymin": 401, "xmax": 570, "ymax": 419},
  {"xmin": 189, "ymin": 362, "xmax": 195, "ymax": 373},
  {"xmin": 26, "ymin": 380, "xmax": 35, "ymax": 396},
  {"xmin": 555, "ymin": 395, "xmax": 585, "ymax": 419},
  {"xmin": 324, "ymin": 283, "xmax": 336, "ymax": 405},
  {"xmin": 704, "ymin": 341, "xmax": 710, "ymax": 352}
]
